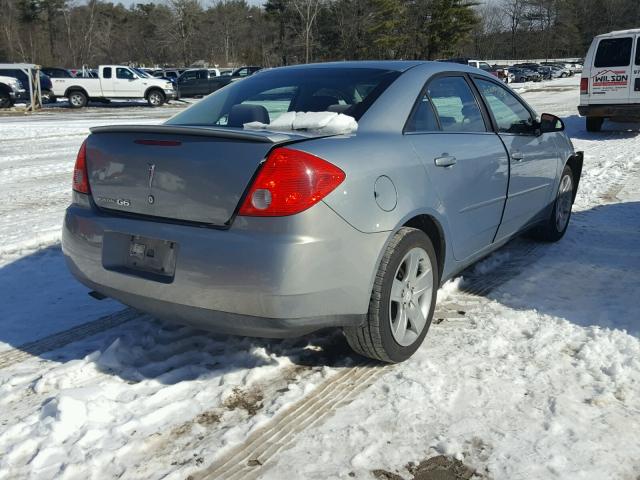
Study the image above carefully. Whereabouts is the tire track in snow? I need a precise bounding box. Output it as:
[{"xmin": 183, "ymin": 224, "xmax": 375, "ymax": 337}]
[
  {"xmin": 190, "ymin": 363, "xmax": 391, "ymax": 480},
  {"xmin": 0, "ymin": 308, "xmax": 140, "ymax": 370}
]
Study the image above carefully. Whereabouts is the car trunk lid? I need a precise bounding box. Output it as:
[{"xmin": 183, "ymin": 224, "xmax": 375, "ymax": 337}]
[{"xmin": 86, "ymin": 125, "xmax": 320, "ymax": 226}]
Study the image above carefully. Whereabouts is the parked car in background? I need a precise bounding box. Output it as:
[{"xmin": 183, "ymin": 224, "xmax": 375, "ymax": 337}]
[
  {"xmin": 509, "ymin": 67, "xmax": 541, "ymax": 83},
  {"xmin": 0, "ymin": 67, "xmax": 55, "ymax": 103},
  {"xmin": 50, "ymin": 65, "xmax": 177, "ymax": 108},
  {"xmin": 153, "ymin": 69, "xmax": 182, "ymax": 83},
  {"xmin": 0, "ymin": 75, "xmax": 25, "ymax": 108},
  {"xmin": 541, "ymin": 63, "xmax": 572, "ymax": 77},
  {"xmin": 42, "ymin": 67, "xmax": 73, "ymax": 78},
  {"xmin": 177, "ymin": 66, "xmax": 261, "ymax": 97},
  {"xmin": 231, "ymin": 66, "xmax": 262, "ymax": 78},
  {"xmin": 177, "ymin": 68, "xmax": 226, "ymax": 97},
  {"xmin": 62, "ymin": 61, "xmax": 582, "ymax": 363},
  {"xmin": 579, "ymin": 28, "xmax": 640, "ymax": 132}
]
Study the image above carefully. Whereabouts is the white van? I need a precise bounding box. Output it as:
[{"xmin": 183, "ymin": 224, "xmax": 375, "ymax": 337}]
[{"xmin": 579, "ymin": 29, "xmax": 640, "ymax": 131}]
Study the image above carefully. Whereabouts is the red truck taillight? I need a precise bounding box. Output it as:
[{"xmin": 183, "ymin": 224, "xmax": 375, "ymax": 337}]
[{"xmin": 580, "ymin": 77, "xmax": 589, "ymax": 94}]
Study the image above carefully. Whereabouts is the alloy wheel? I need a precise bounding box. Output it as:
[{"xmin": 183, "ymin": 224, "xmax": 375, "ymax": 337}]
[
  {"xmin": 389, "ymin": 247, "xmax": 433, "ymax": 347},
  {"xmin": 555, "ymin": 174, "xmax": 573, "ymax": 232}
]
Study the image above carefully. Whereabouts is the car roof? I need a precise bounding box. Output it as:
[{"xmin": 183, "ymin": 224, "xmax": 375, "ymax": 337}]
[
  {"xmin": 596, "ymin": 28, "xmax": 640, "ymax": 38},
  {"xmin": 274, "ymin": 60, "xmax": 427, "ymax": 72}
]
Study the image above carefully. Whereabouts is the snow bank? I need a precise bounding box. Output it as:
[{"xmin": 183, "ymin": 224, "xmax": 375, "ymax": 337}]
[{"xmin": 244, "ymin": 111, "xmax": 358, "ymax": 134}]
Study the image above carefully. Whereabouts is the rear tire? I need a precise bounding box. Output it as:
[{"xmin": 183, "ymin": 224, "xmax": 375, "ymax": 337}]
[
  {"xmin": 530, "ymin": 165, "xmax": 574, "ymax": 242},
  {"xmin": 586, "ymin": 116, "xmax": 603, "ymax": 132},
  {"xmin": 68, "ymin": 90, "xmax": 87, "ymax": 108},
  {"xmin": 344, "ymin": 227, "xmax": 438, "ymax": 363},
  {"xmin": 147, "ymin": 89, "xmax": 165, "ymax": 107}
]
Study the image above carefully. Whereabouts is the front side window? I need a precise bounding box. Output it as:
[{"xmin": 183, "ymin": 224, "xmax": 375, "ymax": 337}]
[
  {"xmin": 116, "ymin": 68, "xmax": 134, "ymax": 80},
  {"xmin": 594, "ymin": 37, "xmax": 632, "ymax": 68},
  {"xmin": 475, "ymin": 78, "xmax": 535, "ymax": 134},
  {"xmin": 166, "ymin": 67, "xmax": 400, "ymax": 127},
  {"xmin": 635, "ymin": 38, "xmax": 640, "ymax": 65},
  {"xmin": 426, "ymin": 76, "xmax": 486, "ymax": 132}
]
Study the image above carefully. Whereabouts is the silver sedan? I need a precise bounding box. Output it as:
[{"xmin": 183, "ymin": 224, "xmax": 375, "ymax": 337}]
[{"xmin": 62, "ymin": 61, "xmax": 582, "ymax": 362}]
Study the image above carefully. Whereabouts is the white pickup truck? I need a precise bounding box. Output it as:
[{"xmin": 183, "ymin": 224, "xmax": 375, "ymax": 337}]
[{"xmin": 51, "ymin": 65, "xmax": 177, "ymax": 108}]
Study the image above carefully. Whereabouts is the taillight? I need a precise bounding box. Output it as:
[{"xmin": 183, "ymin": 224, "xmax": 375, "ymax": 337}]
[
  {"xmin": 72, "ymin": 139, "xmax": 90, "ymax": 194},
  {"xmin": 239, "ymin": 147, "xmax": 345, "ymax": 217},
  {"xmin": 580, "ymin": 77, "xmax": 589, "ymax": 94}
]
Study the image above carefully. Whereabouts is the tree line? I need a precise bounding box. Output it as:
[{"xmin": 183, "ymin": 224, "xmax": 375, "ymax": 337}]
[{"xmin": 0, "ymin": 0, "xmax": 639, "ymax": 69}]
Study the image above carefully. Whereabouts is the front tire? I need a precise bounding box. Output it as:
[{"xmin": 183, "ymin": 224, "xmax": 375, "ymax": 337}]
[
  {"xmin": 147, "ymin": 89, "xmax": 165, "ymax": 107},
  {"xmin": 531, "ymin": 165, "xmax": 574, "ymax": 242},
  {"xmin": 344, "ymin": 227, "xmax": 438, "ymax": 363},
  {"xmin": 0, "ymin": 91, "xmax": 13, "ymax": 108}
]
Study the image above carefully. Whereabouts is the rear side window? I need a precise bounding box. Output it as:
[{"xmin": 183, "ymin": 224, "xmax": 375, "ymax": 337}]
[
  {"xmin": 103, "ymin": 67, "xmax": 112, "ymax": 79},
  {"xmin": 406, "ymin": 94, "xmax": 439, "ymax": 132},
  {"xmin": 636, "ymin": 39, "xmax": 640, "ymax": 65},
  {"xmin": 594, "ymin": 37, "xmax": 633, "ymax": 68},
  {"xmin": 427, "ymin": 76, "xmax": 486, "ymax": 133}
]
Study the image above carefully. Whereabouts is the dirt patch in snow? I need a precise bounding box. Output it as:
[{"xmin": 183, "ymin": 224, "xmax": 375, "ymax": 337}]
[
  {"xmin": 223, "ymin": 387, "xmax": 264, "ymax": 416},
  {"xmin": 372, "ymin": 455, "xmax": 481, "ymax": 480}
]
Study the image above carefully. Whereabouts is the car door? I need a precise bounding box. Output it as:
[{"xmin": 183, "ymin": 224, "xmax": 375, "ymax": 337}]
[
  {"xmin": 195, "ymin": 70, "xmax": 211, "ymax": 95},
  {"xmin": 589, "ymin": 35, "xmax": 633, "ymax": 104},
  {"xmin": 473, "ymin": 77, "xmax": 559, "ymax": 241},
  {"xmin": 177, "ymin": 71, "xmax": 198, "ymax": 96},
  {"xmin": 100, "ymin": 67, "xmax": 115, "ymax": 96},
  {"xmin": 406, "ymin": 74, "xmax": 509, "ymax": 261},
  {"xmin": 630, "ymin": 35, "xmax": 640, "ymax": 103},
  {"xmin": 113, "ymin": 67, "xmax": 139, "ymax": 97}
]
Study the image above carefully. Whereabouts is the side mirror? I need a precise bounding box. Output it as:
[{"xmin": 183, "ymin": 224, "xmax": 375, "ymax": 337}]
[{"xmin": 539, "ymin": 113, "xmax": 564, "ymax": 133}]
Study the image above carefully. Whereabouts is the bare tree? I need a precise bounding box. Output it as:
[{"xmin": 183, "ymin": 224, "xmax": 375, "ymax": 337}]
[{"xmin": 291, "ymin": 0, "xmax": 323, "ymax": 63}]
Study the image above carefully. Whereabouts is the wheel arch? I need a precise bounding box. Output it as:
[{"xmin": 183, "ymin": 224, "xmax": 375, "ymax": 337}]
[
  {"xmin": 402, "ymin": 214, "xmax": 446, "ymax": 283},
  {"xmin": 64, "ymin": 86, "xmax": 88, "ymax": 99},
  {"xmin": 144, "ymin": 86, "xmax": 165, "ymax": 99},
  {"xmin": 565, "ymin": 151, "xmax": 584, "ymax": 202}
]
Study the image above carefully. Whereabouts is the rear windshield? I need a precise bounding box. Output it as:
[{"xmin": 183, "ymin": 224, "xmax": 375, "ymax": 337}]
[
  {"xmin": 594, "ymin": 37, "xmax": 633, "ymax": 68},
  {"xmin": 166, "ymin": 67, "xmax": 400, "ymax": 127}
]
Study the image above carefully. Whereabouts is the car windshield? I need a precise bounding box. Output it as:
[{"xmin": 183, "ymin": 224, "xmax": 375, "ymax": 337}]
[
  {"xmin": 133, "ymin": 68, "xmax": 151, "ymax": 78},
  {"xmin": 166, "ymin": 67, "xmax": 400, "ymax": 127}
]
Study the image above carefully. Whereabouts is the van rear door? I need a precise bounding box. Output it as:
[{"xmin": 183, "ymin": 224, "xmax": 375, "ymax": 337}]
[
  {"xmin": 630, "ymin": 35, "xmax": 640, "ymax": 103},
  {"xmin": 589, "ymin": 35, "xmax": 633, "ymax": 104}
]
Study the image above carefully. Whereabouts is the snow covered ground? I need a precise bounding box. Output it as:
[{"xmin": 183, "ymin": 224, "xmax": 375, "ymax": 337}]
[{"xmin": 0, "ymin": 78, "xmax": 639, "ymax": 479}]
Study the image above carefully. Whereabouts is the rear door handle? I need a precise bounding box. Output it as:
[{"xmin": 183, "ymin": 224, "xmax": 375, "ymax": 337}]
[
  {"xmin": 434, "ymin": 155, "xmax": 457, "ymax": 167},
  {"xmin": 511, "ymin": 151, "xmax": 525, "ymax": 161}
]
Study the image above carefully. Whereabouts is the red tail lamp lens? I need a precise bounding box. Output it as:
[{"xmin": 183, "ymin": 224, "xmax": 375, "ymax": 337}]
[{"xmin": 239, "ymin": 147, "xmax": 346, "ymax": 217}]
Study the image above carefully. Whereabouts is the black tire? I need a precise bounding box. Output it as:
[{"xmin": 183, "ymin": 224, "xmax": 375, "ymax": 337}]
[
  {"xmin": 530, "ymin": 165, "xmax": 574, "ymax": 242},
  {"xmin": 586, "ymin": 116, "xmax": 603, "ymax": 132},
  {"xmin": 146, "ymin": 89, "xmax": 165, "ymax": 107},
  {"xmin": 68, "ymin": 90, "xmax": 87, "ymax": 108},
  {"xmin": 41, "ymin": 90, "xmax": 56, "ymax": 104},
  {"xmin": 0, "ymin": 90, "xmax": 13, "ymax": 108},
  {"xmin": 344, "ymin": 227, "xmax": 439, "ymax": 363}
]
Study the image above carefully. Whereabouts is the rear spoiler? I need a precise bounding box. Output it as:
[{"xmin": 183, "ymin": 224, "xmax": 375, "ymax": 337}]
[{"xmin": 89, "ymin": 125, "xmax": 293, "ymax": 144}]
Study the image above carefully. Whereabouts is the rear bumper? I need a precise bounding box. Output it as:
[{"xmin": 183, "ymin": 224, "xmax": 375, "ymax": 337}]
[
  {"xmin": 578, "ymin": 103, "xmax": 640, "ymax": 119},
  {"xmin": 62, "ymin": 198, "xmax": 387, "ymax": 337}
]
